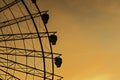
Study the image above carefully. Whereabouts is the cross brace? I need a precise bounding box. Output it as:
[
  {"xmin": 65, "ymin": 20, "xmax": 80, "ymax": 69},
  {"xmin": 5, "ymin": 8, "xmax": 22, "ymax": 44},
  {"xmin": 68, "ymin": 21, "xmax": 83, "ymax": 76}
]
[
  {"xmin": 0, "ymin": 32, "xmax": 56, "ymax": 42},
  {"xmin": 0, "ymin": 12, "xmax": 40, "ymax": 28},
  {"xmin": 0, "ymin": 68, "xmax": 20, "ymax": 80},
  {"xmin": 0, "ymin": 45, "xmax": 62, "ymax": 58},
  {"xmin": 0, "ymin": 0, "xmax": 21, "ymax": 13},
  {"xmin": 0, "ymin": 56, "xmax": 63, "ymax": 79}
]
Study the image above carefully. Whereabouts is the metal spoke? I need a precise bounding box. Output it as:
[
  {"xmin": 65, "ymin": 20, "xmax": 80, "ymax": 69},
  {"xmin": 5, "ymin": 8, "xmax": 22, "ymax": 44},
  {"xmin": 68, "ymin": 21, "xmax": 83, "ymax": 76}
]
[
  {"xmin": 0, "ymin": 46, "xmax": 62, "ymax": 58},
  {"xmin": 0, "ymin": 0, "xmax": 63, "ymax": 79},
  {"xmin": 0, "ymin": 56, "xmax": 63, "ymax": 79},
  {"xmin": 0, "ymin": 12, "xmax": 40, "ymax": 28},
  {"xmin": 0, "ymin": 0, "xmax": 21, "ymax": 13},
  {"xmin": 0, "ymin": 32, "xmax": 56, "ymax": 42},
  {"xmin": 0, "ymin": 68, "xmax": 20, "ymax": 80}
]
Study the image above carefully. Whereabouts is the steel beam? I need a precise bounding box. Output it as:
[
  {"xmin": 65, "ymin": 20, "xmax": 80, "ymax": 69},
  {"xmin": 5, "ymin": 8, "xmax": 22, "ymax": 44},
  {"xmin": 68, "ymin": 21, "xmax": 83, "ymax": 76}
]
[
  {"xmin": 0, "ymin": 56, "xmax": 63, "ymax": 79},
  {"xmin": 0, "ymin": 12, "xmax": 40, "ymax": 28},
  {"xmin": 0, "ymin": 68, "xmax": 20, "ymax": 80},
  {"xmin": 0, "ymin": 0, "xmax": 21, "ymax": 12},
  {"xmin": 0, "ymin": 32, "xmax": 56, "ymax": 42},
  {"xmin": 0, "ymin": 45, "xmax": 61, "ymax": 59}
]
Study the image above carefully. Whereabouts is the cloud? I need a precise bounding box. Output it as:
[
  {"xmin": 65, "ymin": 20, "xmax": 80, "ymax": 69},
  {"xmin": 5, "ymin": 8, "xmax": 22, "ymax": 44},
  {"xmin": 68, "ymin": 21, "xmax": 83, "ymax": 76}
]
[{"xmin": 62, "ymin": 0, "xmax": 120, "ymax": 16}]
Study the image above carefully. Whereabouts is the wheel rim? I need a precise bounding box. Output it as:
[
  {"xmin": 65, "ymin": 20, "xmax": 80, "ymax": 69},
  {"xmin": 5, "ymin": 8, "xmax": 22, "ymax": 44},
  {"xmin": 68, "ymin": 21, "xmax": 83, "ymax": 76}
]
[{"xmin": 0, "ymin": 0, "xmax": 63, "ymax": 80}]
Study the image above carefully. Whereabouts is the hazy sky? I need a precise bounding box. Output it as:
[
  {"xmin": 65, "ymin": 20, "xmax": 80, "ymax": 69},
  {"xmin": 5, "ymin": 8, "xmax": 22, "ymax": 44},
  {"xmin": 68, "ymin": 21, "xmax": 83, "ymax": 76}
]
[
  {"xmin": 39, "ymin": 0, "xmax": 120, "ymax": 80},
  {"xmin": 1, "ymin": 0, "xmax": 120, "ymax": 80}
]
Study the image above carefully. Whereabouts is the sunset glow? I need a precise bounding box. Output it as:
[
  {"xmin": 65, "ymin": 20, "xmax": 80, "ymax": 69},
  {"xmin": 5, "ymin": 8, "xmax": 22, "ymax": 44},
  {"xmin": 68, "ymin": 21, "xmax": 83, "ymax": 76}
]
[
  {"xmin": 72, "ymin": 74, "xmax": 111, "ymax": 80},
  {"xmin": 1, "ymin": 0, "xmax": 120, "ymax": 80},
  {"xmin": 45, "ymin": 0, "xmax": 120, "ymax": 80}
]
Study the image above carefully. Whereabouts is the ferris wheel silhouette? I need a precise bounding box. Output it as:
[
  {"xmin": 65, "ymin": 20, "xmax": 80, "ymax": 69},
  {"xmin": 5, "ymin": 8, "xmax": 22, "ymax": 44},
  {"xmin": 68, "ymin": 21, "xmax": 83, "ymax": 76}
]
[{"xmin": 0, "ymin": 0, "xmax": 63, "ymax": 80}]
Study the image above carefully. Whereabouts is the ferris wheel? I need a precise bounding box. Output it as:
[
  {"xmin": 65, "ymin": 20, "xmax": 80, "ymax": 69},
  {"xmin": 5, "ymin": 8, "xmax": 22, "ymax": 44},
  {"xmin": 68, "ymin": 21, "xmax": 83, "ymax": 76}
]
[{"xmin": 0, "ymin": 0, "xmax": 63, "ymax": 80}]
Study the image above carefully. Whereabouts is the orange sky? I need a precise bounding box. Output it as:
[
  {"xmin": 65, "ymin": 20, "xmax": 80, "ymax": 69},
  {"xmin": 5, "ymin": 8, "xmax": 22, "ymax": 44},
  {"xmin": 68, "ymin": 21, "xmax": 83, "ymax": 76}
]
[
  {"xmin": 38, "ymin": 0, "xmax": 120, "ymax": 80},
  {"xmin": 1, "ymin": 0, "xmax": 120, "ymax": 80}
]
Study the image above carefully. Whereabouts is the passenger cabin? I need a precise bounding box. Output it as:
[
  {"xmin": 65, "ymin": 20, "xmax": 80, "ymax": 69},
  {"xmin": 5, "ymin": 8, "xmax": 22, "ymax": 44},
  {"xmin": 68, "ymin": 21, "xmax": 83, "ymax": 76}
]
[
  {"xmin": 55, "ymin": 57, "xmax": 62, "ymax": 68},
  {"xmin": 31, "ymin": 0, "xmax": 36, "ymax": 3},
  {"xmin": 49, "ymin": 34, "xmax": 57, "ymax": 45},
  {"xmin": 41, "ymin": 13, "xmax": 49, "ymax": 24}
]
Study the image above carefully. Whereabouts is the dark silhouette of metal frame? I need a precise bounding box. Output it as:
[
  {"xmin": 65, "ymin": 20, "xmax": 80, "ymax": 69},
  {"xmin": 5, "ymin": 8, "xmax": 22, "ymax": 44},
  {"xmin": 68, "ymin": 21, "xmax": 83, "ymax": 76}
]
[{"xmin": 0, "ymin": 0, "xmax": 63, "ymax": 80}]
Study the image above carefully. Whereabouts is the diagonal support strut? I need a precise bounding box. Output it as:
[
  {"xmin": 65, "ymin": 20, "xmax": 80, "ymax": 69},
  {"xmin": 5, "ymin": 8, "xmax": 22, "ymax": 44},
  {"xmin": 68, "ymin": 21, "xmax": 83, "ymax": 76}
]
[
  {"xmin": 0, "ymin": 0, "xmax": 21, "ymax": 13},
  {"xmin": 0, "ymin": 32, "xmax": 56, "ymax": 42}
]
